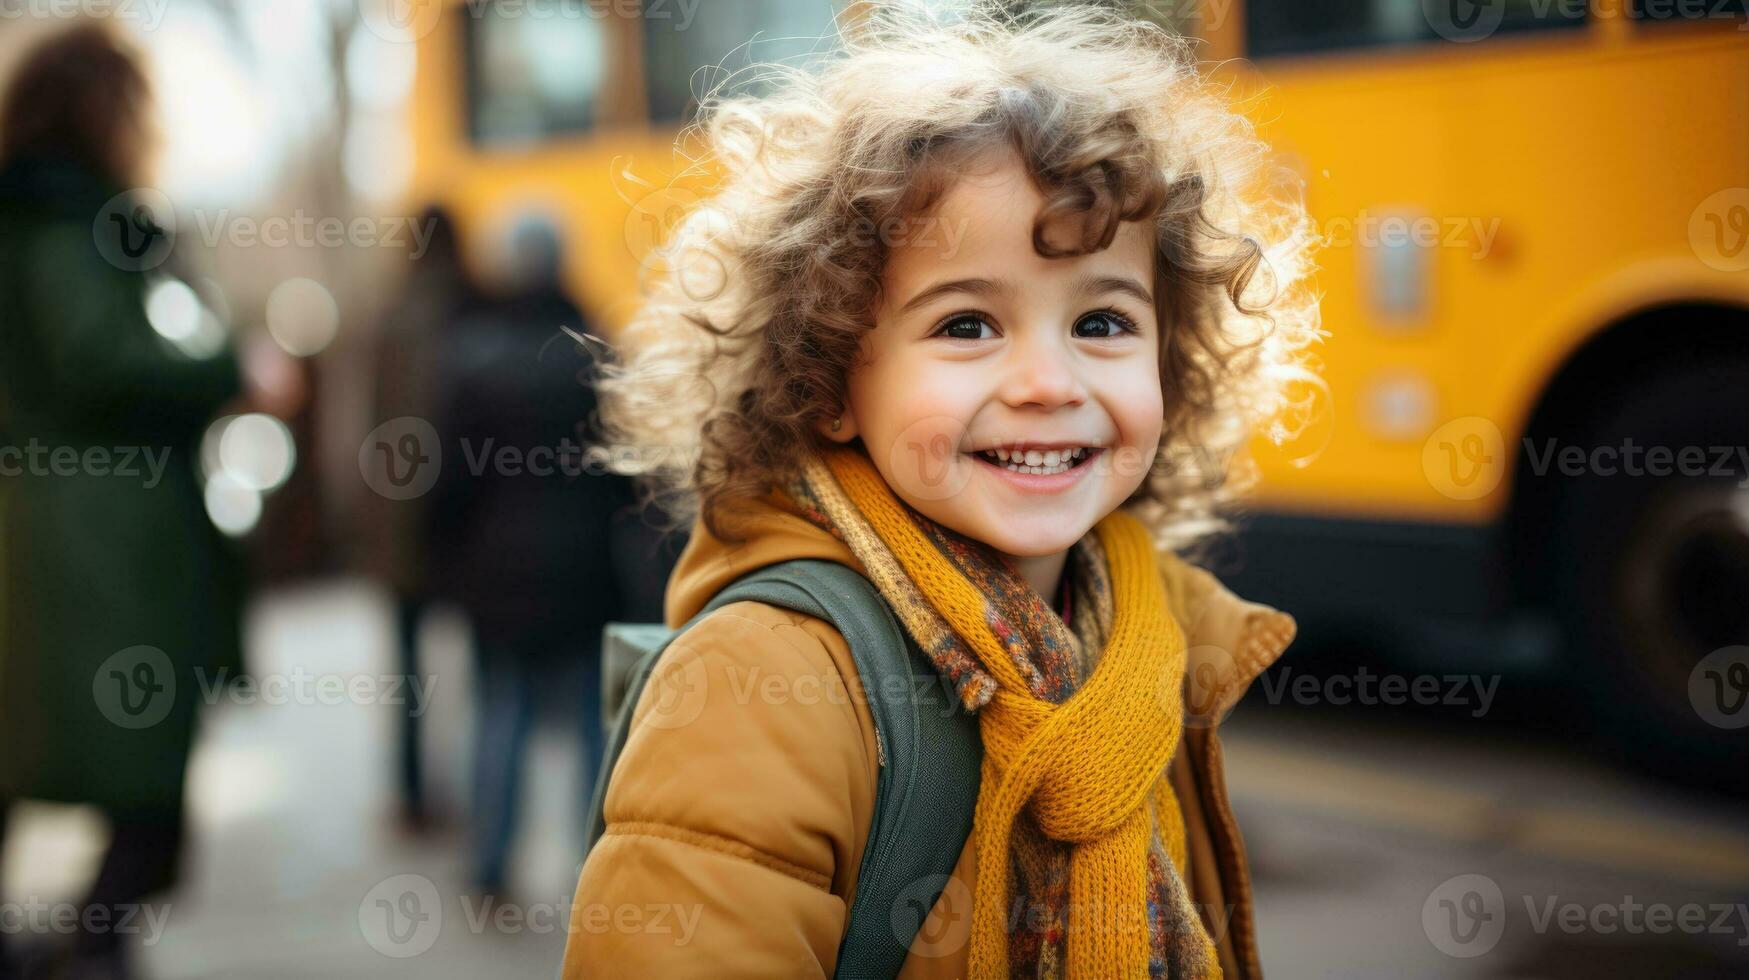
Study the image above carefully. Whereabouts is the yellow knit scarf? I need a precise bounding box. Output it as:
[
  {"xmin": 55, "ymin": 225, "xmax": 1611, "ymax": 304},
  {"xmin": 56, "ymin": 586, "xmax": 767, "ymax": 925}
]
[{"xmin": 813, "ymin": 447, "xmax": 1219, "ymax": 978}]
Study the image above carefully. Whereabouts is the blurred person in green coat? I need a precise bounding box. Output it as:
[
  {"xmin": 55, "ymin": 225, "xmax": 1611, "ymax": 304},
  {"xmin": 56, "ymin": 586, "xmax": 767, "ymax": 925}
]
[{"xmin": 0, "ymin": 23, "xmax": 296, "ymax": 980}]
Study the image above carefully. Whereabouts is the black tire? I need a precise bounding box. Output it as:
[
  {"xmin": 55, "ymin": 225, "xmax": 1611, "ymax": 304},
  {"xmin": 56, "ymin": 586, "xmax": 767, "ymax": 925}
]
[{"xmin": 1543, "ymin": 354, "xmax": 1749, "ymax": 796}]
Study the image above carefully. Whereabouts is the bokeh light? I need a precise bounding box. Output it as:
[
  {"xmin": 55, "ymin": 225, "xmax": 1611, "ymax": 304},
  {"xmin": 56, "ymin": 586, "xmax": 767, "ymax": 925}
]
[
  {"xmin": 265, "ymin": 277, "xmax": 341, "ymax": 357},
  {"xmin": 203, "ymin": 470, "xmax": 264, "ymax": 538},
  {"xmin": 145, "ymin": 278, "xmax": 201, "ymax": 342},
  {"xmin": 219, "ymin": 413, "xmax": 298, "ymax": 492}
]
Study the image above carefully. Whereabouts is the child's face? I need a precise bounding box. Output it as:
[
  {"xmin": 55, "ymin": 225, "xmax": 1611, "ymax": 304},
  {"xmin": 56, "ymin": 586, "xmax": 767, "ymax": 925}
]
[{"xmin": 825, "ymin": 152, "xmax": 1164, "ymax": 563}]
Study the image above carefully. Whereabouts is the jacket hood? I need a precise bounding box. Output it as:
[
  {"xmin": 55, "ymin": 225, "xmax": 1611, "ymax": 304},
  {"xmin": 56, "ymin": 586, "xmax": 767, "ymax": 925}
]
[
  {"xmin": 664, "ymin": 489, "xmax": 1296, "ymax": 721},
  {"xmin": 664, "ymin": 489, "xmax": 866, "ymax": 628}
]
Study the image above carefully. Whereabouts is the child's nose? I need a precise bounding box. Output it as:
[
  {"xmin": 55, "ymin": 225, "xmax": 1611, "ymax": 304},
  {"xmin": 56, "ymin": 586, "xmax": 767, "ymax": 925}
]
[{"xmin": 999, "ymin": 327, "xmax": 1086, "ymax": 409}]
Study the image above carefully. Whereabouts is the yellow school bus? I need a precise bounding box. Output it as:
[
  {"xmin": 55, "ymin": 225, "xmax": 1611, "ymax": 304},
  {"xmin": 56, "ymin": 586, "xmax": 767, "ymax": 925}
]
[
  {"xmin": 1197, "ymin": 0, "xmax": 1749, "ymax": 791},
  {"xmin": 406, "ymin": 0, "xmax": 1749, "ymax": 788}
]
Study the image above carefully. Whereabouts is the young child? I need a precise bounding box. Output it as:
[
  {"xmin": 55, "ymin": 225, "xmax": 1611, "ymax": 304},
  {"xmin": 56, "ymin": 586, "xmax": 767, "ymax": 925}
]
[{"xmin": 565, "ymin": 4, "xmax": 1319, "ymax": 977}]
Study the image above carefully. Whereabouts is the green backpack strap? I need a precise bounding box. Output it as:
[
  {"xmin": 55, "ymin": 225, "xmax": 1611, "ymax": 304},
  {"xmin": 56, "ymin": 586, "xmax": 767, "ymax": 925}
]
[{"xmin": 583, "ymin": 559, "xmax": 982, "ymax": 979}]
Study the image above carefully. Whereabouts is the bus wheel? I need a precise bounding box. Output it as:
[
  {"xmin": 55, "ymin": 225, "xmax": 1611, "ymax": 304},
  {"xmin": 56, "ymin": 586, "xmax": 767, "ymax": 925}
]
[{"xmin": 1546, "ymin": 356, "xmax": 1749, "ymax": 796}]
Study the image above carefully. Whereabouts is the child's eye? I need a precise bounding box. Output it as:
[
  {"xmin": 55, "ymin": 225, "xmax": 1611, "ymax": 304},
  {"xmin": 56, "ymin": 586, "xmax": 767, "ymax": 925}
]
[
  {"xmin": 933, "ymin": 313, "xmax": 996, "ymax": 341},
  {"xmin": 1073, "ymin": 310, "xmax": 1138, "ymax": 339}
]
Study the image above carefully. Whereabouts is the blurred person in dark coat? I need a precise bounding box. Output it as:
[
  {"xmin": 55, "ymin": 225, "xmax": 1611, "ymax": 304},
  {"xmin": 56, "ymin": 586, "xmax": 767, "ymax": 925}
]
[
  {"xmin": 361, "ymin": 205, "xmax": 477, "ymax": 833},
  {"xmin": 427, "ymin": 214, "xmax": 633, "ymax": 894},
  {"xmin": 0, "ymin": 23, "xmax": 295, "ymax": 980}
]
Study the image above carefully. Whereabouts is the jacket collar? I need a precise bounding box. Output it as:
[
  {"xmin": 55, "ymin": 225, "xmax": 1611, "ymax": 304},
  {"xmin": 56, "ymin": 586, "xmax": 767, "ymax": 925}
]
[{"xmin": 1157, "ymin": 552, "xmax": 1297, "ymax": 728}]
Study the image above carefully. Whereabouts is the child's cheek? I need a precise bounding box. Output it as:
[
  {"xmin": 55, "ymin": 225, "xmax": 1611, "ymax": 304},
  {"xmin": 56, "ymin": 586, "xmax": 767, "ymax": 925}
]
[
  {"xmin": 888, "ymin": 367, "xmax": 986, "ymax": 504},
  {"xmin": 1107, "ymin": 365, "xmax": 1167, "ymax": 492},
  {"xmin": 852, "ymin": 358, "xmax": 984, "ymax": 506}
]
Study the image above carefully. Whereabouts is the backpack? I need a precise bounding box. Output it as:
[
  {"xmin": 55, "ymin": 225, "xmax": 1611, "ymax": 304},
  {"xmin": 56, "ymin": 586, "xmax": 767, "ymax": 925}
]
[{"xmin": 584, "ymin": 559, "xmax": 982, "ymax": 978}]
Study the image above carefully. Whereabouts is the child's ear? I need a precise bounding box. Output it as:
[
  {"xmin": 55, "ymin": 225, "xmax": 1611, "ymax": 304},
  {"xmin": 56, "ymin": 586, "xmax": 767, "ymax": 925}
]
[{"xmin": 814, "ymin": 407, "xmax": 859, "ymax": 443}]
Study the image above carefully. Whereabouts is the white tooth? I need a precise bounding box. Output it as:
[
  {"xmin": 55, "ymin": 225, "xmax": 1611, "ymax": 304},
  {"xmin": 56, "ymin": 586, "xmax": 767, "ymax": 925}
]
[
  {"xmin": 1024, "ymin": 450, "xmax": 1043, "ymax": 466},
  {"xmin": 1042, "ymin": 450, "xmax": 1062, "ymax": 468},
  {"xmin": 997, "ymin": 448, "xmax": 1010, "ymax": 462}
]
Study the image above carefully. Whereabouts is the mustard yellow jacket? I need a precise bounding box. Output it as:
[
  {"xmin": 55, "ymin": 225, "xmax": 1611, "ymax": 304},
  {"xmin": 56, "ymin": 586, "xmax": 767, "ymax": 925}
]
[{"xmin": 563, "ymin": 499, "xmax": 1296, "ymax": 978}]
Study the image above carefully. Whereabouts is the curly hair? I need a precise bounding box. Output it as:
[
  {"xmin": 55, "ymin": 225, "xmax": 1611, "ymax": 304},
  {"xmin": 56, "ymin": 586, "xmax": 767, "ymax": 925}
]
[{"xmin": 594, "ymin": 1, "xmax": 1323, "ymax": 555}]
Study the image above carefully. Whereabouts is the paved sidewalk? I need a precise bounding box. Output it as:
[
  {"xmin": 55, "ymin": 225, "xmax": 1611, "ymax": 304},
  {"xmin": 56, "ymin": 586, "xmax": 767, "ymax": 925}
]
[
  {"xmin": 1227, "ymin": 712, "xmax": 1749, "ymax": 979},
  {"xmin": 6, "ymin": 580, "xmax": 582, "ymax": 979}
]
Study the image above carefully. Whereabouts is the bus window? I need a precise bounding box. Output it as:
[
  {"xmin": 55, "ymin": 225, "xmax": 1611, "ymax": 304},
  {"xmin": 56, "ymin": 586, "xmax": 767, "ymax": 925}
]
[
  {"xmin": 1632, "ymin": 0, "xmax": 1747, "ymax": 21},
  {"xmin": 1246, "ymin": 0, "xmax": 1587, "ymax": 57},
  {"xmin": 641, "ymin": 0, "xmax": 841, "ymax": 123},
  {"xmin": 466, "ymin": 6, "xmax": 609, "ymax": 146}
]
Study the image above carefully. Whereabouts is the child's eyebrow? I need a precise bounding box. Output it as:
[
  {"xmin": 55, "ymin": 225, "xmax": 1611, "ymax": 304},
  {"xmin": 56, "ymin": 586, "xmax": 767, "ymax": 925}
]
[
  {"xmin": 896, "ymin": 275, "xmax": 1154, "ymax": 315},
  {"xmin": 1076, "ymin": 275, "xmax": 1154, "ymax": 307},
  {"xmin": 897, "ymin": 277, "xmax": 1008, "ymax": 314}
]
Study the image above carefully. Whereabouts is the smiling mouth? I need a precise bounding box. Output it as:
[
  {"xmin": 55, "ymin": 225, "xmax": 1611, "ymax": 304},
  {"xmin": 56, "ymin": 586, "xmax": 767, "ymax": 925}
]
[{"xmin": 969, "ymin": 446, "xmax": 1099, "ymax": 476}]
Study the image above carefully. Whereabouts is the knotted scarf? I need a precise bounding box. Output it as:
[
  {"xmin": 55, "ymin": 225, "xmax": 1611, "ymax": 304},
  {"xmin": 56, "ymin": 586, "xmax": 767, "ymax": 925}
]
[{"xmin": 779, "ymin": 444, "xmax": 1221, "ymax": 979}]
